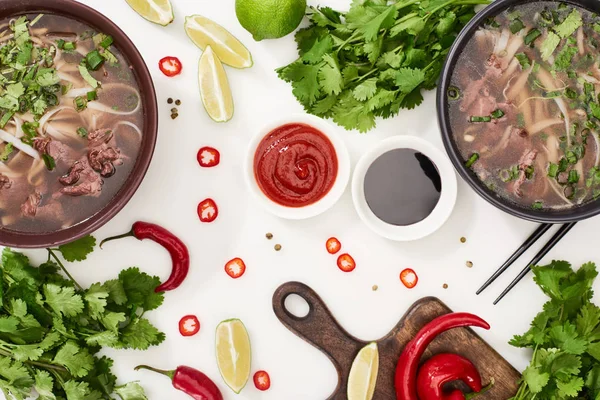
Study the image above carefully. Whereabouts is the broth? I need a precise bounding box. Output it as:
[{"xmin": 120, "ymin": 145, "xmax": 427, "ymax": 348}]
[
  {"xmin": 0, "ymin": 14, "xmax": 142, "ymax": 233},
  {"xmin": 449, "ymin": 2, "xmax": 600, "ymax": 211}
]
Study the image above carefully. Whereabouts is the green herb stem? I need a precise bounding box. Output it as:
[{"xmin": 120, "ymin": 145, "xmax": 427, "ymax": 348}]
[
  {"xmin": 47, "ymin": 248, "xmax": 83, "ymax": 291},
  {"xmin": 0, "ymin": 348, "xmax": 67, "ymax": 374}
]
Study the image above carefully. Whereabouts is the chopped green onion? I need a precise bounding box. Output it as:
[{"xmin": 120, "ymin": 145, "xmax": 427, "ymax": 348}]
[
  {"xmin": 0, "ymin": 143, "xmax": 14, "ymax": 161},
  {"xmin": 524, "ymin": 29, "xmax": 541, "ymax": 46},
  {"xmin": 78, "ymin": 65, "xmax": 99, "ymax": 89},
  {"xmin": 55, "ymin": 39, "xmax": 65, "ymax": 49},
  {"xmin": 74, "ymin": 96, "xmax": 88, "ymax": 112},
  {"xmin": 566, "ymin": 150, "xmax": 578, "ymax": 164},
  {"xmin": 0, "ymin": 111, "xmax": 14, "ymax": 129},
  {"xmin": 42, "ymin": 153, "xmax": 55, "ymax": 171},
  {"xmin": 87, "ymin": 90, "xmax": 97, "ymax": 101},
  {"xmin": 531, "ymin": 201, "xmax": 544, "ymax": 210},
  {"xmin": 61, "ymin": 83, "xmax": 73, "ymax": 95},
  {"xmin": 465, "ymin": 153, "xmax": 479, "ymax": 168},
  {"xmin": 22, "ymin": 121, "xmax": 38, "ymax": 138},
  {"xmin": 76, "ymin": 127, "xmax": 88, "ymax": 138},
  {"xmin": 470, "ymin": 116, "xmax": 491, "ymax": 123},
  {"xmin": 491, "ymin": 109, "xmax": 505, "ymax": 119},
  {"xmin": 515, "ymin": 53, "xmax": 531, "ymax": 69},
  {"xmin": 447, "ymin": 86, "xmax": 460, "ymax": 100},
  {"xmin": 85, "ymin": 50, "xmax": 104, "ymax": 71},
  {"xmin": 509, "ymin": 18, "xmax": 525, "ymax": 34},
  {"xmin": 63, "ymin": 41, "xmax": 76, "ymax": 51},
  {"xmin": 558, "ymin": 157, "xmax": 568, "ymax": 172},
  {"xmin": 564, "ymin": 88, "xmax": 577, "ymax": 99},
  {"xmin": 548, "ymin": 163, "xmax": 559, "ymax": 178},
  {"xmin": 525, "ymin": 166, "xmax": 534, "ymax": 179},
  {"xmin": 568, "ymin": 170, "xmax": 580, "ymax": 184},
  {"xmin": 499, "ymin": 169, "xmax": 512, "ymax": 182},
  {"xmin": 100, "ymin": 35, "xmax": 113, "ymax": 49}
]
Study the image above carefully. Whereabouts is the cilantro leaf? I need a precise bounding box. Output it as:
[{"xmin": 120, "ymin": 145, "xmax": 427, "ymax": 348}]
[
  {"xmin": 523, "ymin": 365, "xmax": 550, "ymax": 393},
  {"xmin": 353, "ymin": 78, "xmax": 378, "ymax": 101},
  {"xmin": 102, "ymin": 279, "xmax": 127, "ymax": 306},
  {"xmin": 554, "ymin": 46, "xmax": 577, "ymax": 72},
  {"xmin": 84, "ymin": 283, "xmax": 108, "ymax": 318},
  {"xmin": 302, "ymin": 36, "xmax": 333, "ymax": 64},
  {"xmin": 0, "ymin": 355, "xmax": 33, "ymax": 386},
  {"xmin": 43, "ymin": 284, "xmax": 84, "ymax": 317},
  {"xmin": 53, "ymin": 341, "xmax": 94, "ymax": 377},
  {"xmin": 318, "ymin": 54, "xmax": 343, "ymax": 95},
  {"xmin": 33, "ymin": 370, "xmax": 55, "ymax": 400},
  {"xmin": 114, "ymin": 382, "xmax": 148, "ymax": 400},
  {"xmin": 117, "ymin": 318, "xmax": 165, "ymax": 350},
  {"xmin": 557, "ymin": 376, "xmax": 584, "ymax": 397},
  {"xmin": 118, "ymin": 268, "xmax": 164, "ymax": 311},
  {"xmin": 395, "ymin": 68, "xmax": 425, "ymax": 93},
  {"xmin": 63, "ymin": 380, "xmax": 91, "ymax": 400},
  {"xmin": 0, "ymin": 316, "xmax": 19, "ymax": 333},
  {"xmin": 358, "ymin": 6, "xmax": 397, "ymax": 42},
  {"xmin": 57, "ymin": 235, "xmax": 96, "ymax": 262}
]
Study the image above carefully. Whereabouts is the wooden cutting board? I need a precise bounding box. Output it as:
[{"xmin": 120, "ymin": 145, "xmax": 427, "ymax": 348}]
[{"xmin": 272, "ymin": 281, "xmax": 520, "ymax": 399}]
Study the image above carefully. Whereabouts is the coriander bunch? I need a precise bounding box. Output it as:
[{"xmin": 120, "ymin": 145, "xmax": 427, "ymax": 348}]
[
  {"xmin": 0, "ymin": 236, "xmax": 165, "ymax": 400},
  {"xmin": 277, "ymin": 0, "xmax": 490, "ymax": 132}
]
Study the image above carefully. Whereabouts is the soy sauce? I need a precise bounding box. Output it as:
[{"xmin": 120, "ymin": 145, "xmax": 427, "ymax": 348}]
[{"xmin": 364, "ymin": 149, "xmax": 442, "ymax": 226}]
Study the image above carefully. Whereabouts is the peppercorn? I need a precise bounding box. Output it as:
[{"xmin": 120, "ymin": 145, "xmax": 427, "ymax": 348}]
[
  {"xmin": 171, "ymin": 113, "xmax": 178, "ymax": 120},
  {"xmin": 171, "ymin": 108, "xmax": 178, "ymax": 113},
  {"xmin": 372, "ymin": 285, "xmax": 378, "ymax": 291},
  {"xmin": 167, "ymin": 98, "xmax": 173, "ymax": 104},
  {"xmin": 274, "ymin": 244, "xmax": 282, "ymax": 251},
  {"xmin": 443, "ymin": 283, "xmax": 449, "ymax": 289},
  {"xmin": 266, "ymin": 233, "xmax": 273, "ymax": 240},
  {"xmin": 460, "ymin": 237, "xmax": 466, "ymax": 243},
  {"xmin": 175, "ymin": 99, "xmax": 181, "ymax": 105},
  {"xmin": 466, "ymin": 261, "xmax": 473, "ymax": 268}
]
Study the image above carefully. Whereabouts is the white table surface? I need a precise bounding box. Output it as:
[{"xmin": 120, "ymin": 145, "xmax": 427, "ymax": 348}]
[{"xmin": 4, "ymin": 0, "xmax": 600, "ymax": 399}]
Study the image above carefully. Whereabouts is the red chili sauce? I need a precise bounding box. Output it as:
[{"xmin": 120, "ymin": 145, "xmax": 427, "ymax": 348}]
[{"xmin": 254, "ymin": 123, "xmax": 338, "ymax": 207}]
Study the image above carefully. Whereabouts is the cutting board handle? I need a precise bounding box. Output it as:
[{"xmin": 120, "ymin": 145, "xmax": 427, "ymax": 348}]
[{"xmin": 272, "ymin": 281, "xmax": 363, "ymax": 391}]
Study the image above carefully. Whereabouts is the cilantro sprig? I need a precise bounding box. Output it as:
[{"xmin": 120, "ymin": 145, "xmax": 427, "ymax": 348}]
[
  {"xmin": 510, "ymin": 261, "xmax": 600, "ymax": 399},
  {"xmin": 276, "ymin": 0, "xmax": 490, "ymax": 132},
  {"xmin": 0, "ymin": 236, "xmax": 164, "ymax": 399}
]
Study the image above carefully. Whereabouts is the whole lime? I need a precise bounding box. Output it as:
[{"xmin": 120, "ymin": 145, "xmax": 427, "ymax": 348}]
[{"xmin": 235, "ymin": 0, "xmax": 307, "ymax": 41}]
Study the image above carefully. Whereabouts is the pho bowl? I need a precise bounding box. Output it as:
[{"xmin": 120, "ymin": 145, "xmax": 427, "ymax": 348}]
[
  {"xmin": 0, "ymin": 0, "xmax": 158, "ymax": 248},
  {"xmin": 438, "ymin": 0, "xmax": 600, "ymax": 223}
]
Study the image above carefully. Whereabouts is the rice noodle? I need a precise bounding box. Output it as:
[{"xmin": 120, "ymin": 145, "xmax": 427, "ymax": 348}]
[
  {"xmin": 484, "ymin": 125, "xmax": 513, "ymax": 157},
  {"xmin": 63, "ymin": 87, "xmax": 94, "ymax": 98},
  {"xmin": 0, "ymin": 34, "xmax": 14, "ymax": 44},
  {"xmin": 593, "ymin": 132, "xmax": 600, "ymax": 166},
  {"xmin": 113, "ymin": 120, "xmax": 143, "ymax": 139},
  {"xmin": 27, "ymin": 158, "xmax": 46, "ymax": 186},
  {"xmin": 578, "ymin": 27, "xmax": 585, "ymax": 55},
  {"xmin": 500, "ymin": 34, "xmax": 524, "ymax": 70},
  {"xmin": 537, "ymin": 67, "xmax": 571, "ymax": 142},
  {"xmin": 529, "ymin": 118, "xmax": 564, "ymax": 134},
  {"xmin": 39, "ymin": 106, "xmax": 75, "ymax": 134},
  {"xmin": 493, "ymin": 29, "xmax": 509, "ymax": 54},
  {"xmin": 57, "ymin": 71, "xmax": 81, "ymax": 85},
  {"xmin": 0, "ymin": 129, "xmax": 39, "ymax": 159},
  {"xmin": 505, "ymin": 62, "xmax": 534, "ymax": 100},
  {"xmin": 87, "ymin": 96, "xmax": 141, "ymax": 116}
]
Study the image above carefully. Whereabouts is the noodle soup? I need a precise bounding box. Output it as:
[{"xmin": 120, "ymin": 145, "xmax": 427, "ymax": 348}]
[
  {"xmin": 0, "ymin": 14, "xmax": 142, "ymax": 233},
  {"xmin": 448, "ymin": 2, "xmax": 600, "ymax": 211}
]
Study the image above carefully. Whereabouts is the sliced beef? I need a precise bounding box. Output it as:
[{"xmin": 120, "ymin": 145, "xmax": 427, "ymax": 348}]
[
  {"xmin": 33, "ymin": 136, "xmax": 69, "ymax": 162},
  {"xmin": 0, "ymin": 173, "xmax": 11, "ymax": 190},
  {"xmin": 88, "ymin": 145, "xmax": 121, "ymax": 178},
  {"xmin": 88, "ymin": 129, "xmax": 114, "ymax": 148},
  {"xmin": 60, "ymin": 158, "xmax": 103, "ymax": 197},
  {"xmin": 21, "ymin": 191, "xmax": 42, "ymax": 217}
]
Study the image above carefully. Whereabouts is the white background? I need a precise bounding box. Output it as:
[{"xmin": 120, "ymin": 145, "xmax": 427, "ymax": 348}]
[{"xmin": 4, "ymin": 0, "xmax": 600, "ymax": 399}]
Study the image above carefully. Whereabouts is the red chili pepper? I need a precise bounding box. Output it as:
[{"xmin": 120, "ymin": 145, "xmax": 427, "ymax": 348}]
[
  {"xmin": 198, "ymin": 199, "xmax": 218, "ymax": 223},
  {"xmin": 225, "ymin": 258, "xmax": 246, "ymax": 279},
  {"xmin": 197, "ymin": 147, "xmax": 220, "ymax": 168},
  {"xmin": 100, "ymin": 222, "xmax": 189, "ymax": 293},
  {"xmin": 337, "ymin": 253, "xmax": 356, "ymax": 272},
  {"xmin": 400, "ymin": 268, "xmax": 419, "ymax": 289},
  {"xmin": 394, "ymin": 313, "xmax": 490, "ymax": 400},
  {"xmin": 159, "ymin": 56, "xmax": 182, "ymax": 77},
  {"xmin": 416, "ymin": 353, "xmax": 482, "ymax": 400},
  {"xmin": 326, "ymin": 237, "xmax": 342, "ymax": 254},
  {"xmin": 135, "ymin": 365, "xmax": 223, "ymax": 400},
  {"xmin": 253, "ymin": 370, "xmax": 271, "ymax": 391},
  {"xmin": 179, "ymin": 315, "xmax": 201, "ymax": 337}
]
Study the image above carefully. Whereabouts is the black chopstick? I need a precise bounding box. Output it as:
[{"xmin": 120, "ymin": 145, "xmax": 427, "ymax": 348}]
[
  {"xmin": 476, "ymin": 223, "xmax": 553, "ymax": 295},
  {"xmin": 493, "ymin": 222, "xmax": 578, "ymax": 305}
]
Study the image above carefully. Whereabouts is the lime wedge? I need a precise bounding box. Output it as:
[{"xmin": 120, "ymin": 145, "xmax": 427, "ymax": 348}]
[
  {"xmin": 125, "ymin": 0, "xmax": 174, "ymax": 26},
  {"xmin": 185, "ymin": 15, "xmax": 253, "ymax": 69},
  {"xmin": 215, "ymin": 318, "xmax": 251, "ymax": 393},
  {"xmin": 198, "ymin": 46, "xmax": 234, "ymax": 123},
  {"xmin": 348, "ymin": 342, "xmax": 379, "ymax": 400}
]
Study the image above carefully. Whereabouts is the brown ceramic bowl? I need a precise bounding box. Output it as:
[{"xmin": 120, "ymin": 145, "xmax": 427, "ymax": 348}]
[{"xmin": 0, "ymin": 0, "xmax": 158, "ymax": 248}]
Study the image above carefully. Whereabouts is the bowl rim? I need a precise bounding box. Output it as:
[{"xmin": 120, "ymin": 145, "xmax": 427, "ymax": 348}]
[
  {"xmin": 351, "ymin": 135, "xmax": 457, "ymax": 241},
  {"xmin": 0, "ymin": 0, "xmax": 158, "ymax": 248},
  {"xmin": 244, "ymin": 114, "xmax": 351, "ymax": 220},
  {"xmin": 437, "ymin": 0, "xmax": 600, "ymax": 223}
]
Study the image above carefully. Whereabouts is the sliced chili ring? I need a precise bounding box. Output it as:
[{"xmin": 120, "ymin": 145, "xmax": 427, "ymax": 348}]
[
  {"xmin": 179, "ymin": 315, "xmax": 200, "ymax": 337},
  {"xmin": 337, "ymin": 253, "xmax": 356, "ymax": 272},
  {"xmin": 400, "ymin": 268, "xmax": 418, "ymax": 289},
  {"xmin": 225, "ymin": 257, "xmax": 246, "ymax": 279},
  {"xmin": 326, "ymin": 237, "xmax": 342, "ymax": 254},
  {"xmin": 198, "ymin": 198, "xmax": 218, "ymax": 223},
  {"xmin": 197, "ymin": 146, "xmax": 220, "ymax": 168},
  {"xmin": 159, "ymin": 56, "xmax": 182, "ymax": 77},
  {"xmin": 253, "ymin": 370, "xmax": 271, "ymax": 391}
]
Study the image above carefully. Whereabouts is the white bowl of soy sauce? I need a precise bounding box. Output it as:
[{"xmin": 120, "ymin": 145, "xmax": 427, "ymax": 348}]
[{"xmin": 352, "ymin": 136, "xmax": 457, "ymax": 241}]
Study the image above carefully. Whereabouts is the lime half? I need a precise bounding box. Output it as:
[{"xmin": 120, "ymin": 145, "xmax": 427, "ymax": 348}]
[
  {"xmin": 215, "ymin": 318, "xmax": 251, "ymax": 393},
  {"xmin": 235, "ymin": 0, "xmax": 306, "ymax": 41},
  {"xmin": 348, "ymin": 342, "xmax": 379, "ymax": 400},
  {"xmin": 185, "ymin": 15, "xmax": 252, "ymax": 69},
  {"xmin": 125, "ymin": 0, "xmax": 173, "ymax": 26}
]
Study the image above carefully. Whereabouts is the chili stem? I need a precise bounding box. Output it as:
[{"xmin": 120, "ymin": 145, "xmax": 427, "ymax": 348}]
[
  {"xmin": 135, "ymin": 365, "xmax": 175, "ymax": 380},
  {"xmin": 99, "ymin": 229, "xmax": 134, "ymax": 248},
  {"xmin": 47, "ymin": 248, "xmax": 83, "ymax": 291}
]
